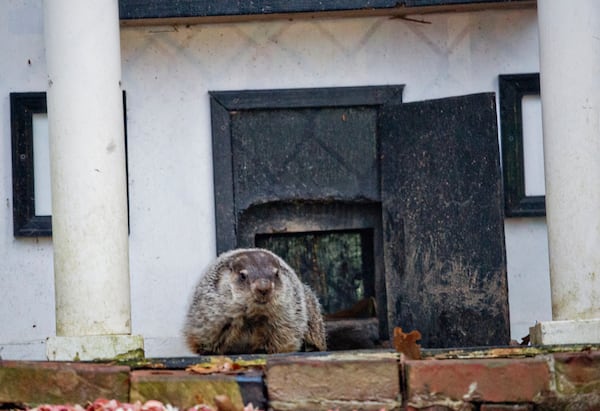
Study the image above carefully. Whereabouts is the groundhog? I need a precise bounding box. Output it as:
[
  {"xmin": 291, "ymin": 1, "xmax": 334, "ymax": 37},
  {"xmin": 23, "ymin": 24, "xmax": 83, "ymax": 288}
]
[{"xmin": 184, "ymin": 248, "xmax": 327, "ymax": 354}]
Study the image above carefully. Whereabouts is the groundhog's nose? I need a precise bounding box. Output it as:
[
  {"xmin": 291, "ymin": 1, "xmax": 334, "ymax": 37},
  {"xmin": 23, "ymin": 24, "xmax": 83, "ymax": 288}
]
[{"xmin": 253, "ymin": 278, "xmax": 273, "ymax": 299}]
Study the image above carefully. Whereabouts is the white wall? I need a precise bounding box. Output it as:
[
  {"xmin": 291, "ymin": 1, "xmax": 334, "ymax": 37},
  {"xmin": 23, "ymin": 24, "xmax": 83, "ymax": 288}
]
[
  {"xmin": 0, "ymin": 1, "xmax": 550, "ymax": 359},
  {"xmin": 0, "ymin": 0, "xmax": 55, "ymax": 360}
]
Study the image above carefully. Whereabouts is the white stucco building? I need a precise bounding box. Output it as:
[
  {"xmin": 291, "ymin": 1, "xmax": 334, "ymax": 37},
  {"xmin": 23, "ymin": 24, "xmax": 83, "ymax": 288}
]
[{"xmin": 1, "ymin": 0, "xmax": 598, "ymax": 360}]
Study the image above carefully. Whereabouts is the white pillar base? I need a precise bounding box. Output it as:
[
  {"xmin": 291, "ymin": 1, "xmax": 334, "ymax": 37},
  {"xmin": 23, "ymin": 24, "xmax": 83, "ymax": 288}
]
[
  {"xmin": 46, "ymin": 335, "xmax": 144, "ymax": 361},
  {"xmin": 530, "ymin": 319, "xmax": 600, "ymax": 345}
]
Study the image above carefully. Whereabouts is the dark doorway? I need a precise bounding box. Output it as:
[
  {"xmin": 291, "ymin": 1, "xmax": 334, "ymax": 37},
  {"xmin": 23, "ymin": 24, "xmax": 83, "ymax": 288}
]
[
  {"xmin": 210, "ymin": 86, "xmax": 509, "ymax": 349},
  {"xmin": 256, "ymin": 228, "xmax": 375, "ymax": 315}
]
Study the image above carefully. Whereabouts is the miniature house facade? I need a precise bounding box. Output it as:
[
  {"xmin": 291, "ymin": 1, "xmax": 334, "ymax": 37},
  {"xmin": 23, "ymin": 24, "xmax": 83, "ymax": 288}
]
[{"xmin": 1, "ymin": 0, "xmax": 598, "ymax": 360}]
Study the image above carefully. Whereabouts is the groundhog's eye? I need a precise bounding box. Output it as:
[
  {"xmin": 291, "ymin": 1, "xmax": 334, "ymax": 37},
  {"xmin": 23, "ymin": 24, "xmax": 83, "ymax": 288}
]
[
  {"xmin": 239, "ymin": 270, "xmax": 248, "ymax": 281},
  {"xmin": 273, "ymin": 268, "xmax": 279, "ymax": 278}
]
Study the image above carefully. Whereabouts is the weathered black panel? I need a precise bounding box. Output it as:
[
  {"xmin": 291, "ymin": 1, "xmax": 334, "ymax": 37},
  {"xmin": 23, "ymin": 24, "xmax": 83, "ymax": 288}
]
[
  {"xmin": 119, "ymin": 0, "xmax": 532, "ymax": 20},
  {"xmin": 379, "ymin": 93, "xmax": 509, "ymax": 348},
  {"xmin": 231, "ymin": 106, "xmax": 379, "ymax": 212},
  {"xmin": 120, "ymin": 0, "xmax": 395, "ymax": 19},
  {"xmin": 211, "ymin": 85, "xmax": 404, "ymax": 110}
]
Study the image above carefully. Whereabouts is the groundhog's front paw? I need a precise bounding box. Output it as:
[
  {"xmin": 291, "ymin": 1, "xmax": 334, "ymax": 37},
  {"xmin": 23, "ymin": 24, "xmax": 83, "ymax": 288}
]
[{"xmin": 266, "ymin": 341, "xmax": 302, "ymax": 354}]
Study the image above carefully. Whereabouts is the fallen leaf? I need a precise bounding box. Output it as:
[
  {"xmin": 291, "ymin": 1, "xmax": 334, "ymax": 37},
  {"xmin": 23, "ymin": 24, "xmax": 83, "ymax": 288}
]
[
  {"xmin": 186, "ymin": 356, "xmax": 264, "ymax": 375},
  {"xmin": 214, "ymin": 395, "xmax": 238, "ymax": 411},
  {"xmin": 393, "ymin": 327, "xmax": 422, "ymax": 360}
]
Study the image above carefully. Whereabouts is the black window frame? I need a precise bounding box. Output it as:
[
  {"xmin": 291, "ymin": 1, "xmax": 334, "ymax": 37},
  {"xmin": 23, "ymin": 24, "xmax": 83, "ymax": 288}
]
[
  {"xmin": 10, "ymin": 92, "xmax": 51, "ymax": 236},
  {"xmin": 499, "ymin": 73, "xmax": 545, "ymax": 217},
  {"xmin": 10, "ymin": 92, "xmax": 129, "ymax": 237}
]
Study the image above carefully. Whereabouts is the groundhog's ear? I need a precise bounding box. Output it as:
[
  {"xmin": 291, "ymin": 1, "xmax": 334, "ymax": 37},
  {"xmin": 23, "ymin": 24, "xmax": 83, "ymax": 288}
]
[
  {"xmin": 229, "ymin": 254, "xmax": 245, "ymax": 273},
  {"xmin": 227, "ymin": 258, "xmax": 236, "ymax": 272}
]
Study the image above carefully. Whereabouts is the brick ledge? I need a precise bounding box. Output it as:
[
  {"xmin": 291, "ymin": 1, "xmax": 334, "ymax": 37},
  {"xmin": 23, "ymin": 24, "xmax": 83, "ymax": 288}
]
[{"xmin": 1, "ymin": 347, "xmax": 599, "ymax": 410}]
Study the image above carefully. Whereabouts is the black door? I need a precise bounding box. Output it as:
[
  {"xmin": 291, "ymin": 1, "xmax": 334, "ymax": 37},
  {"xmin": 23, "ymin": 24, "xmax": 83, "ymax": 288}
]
[{"xmin": 379, "ymin": 93, "xmax": 510, "ymax": 348}]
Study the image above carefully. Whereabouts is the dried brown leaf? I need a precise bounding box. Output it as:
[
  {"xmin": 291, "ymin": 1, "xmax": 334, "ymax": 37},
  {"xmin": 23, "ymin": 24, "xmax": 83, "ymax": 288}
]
[
  {"xmin": 214, "ymin": 395, "xmax": 238, "ymax": 411},
  {"xmin": 186, "ymin": 356, "xmax": 263, "ymax": 375},
  {"xmin": 393, "ymin": 327, "xmax": 422, "ymax": 360}
]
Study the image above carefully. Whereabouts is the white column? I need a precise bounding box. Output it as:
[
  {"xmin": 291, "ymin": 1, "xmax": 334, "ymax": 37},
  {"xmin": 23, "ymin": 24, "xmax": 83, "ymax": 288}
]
[
  {"xmin": 43, "ymin": 0, "xmax": 143, "ymax": 360},
  {"xmin": 530, "ymin": 0, "xmax": 600, "ymax": 344}
]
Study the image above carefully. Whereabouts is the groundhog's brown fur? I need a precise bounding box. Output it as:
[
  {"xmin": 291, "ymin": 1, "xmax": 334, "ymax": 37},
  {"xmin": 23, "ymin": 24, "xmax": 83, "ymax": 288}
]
[{"xmin": 183, "ymin": 248, "xmax": 327, "ymax": 354}]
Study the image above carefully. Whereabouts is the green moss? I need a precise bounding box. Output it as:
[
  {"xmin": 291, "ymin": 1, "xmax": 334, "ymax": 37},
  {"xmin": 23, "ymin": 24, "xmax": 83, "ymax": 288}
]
[
  {"xmin": 91, "ymin": 348, "xmax": 148, "ymax": 366},
  {"xmin": 130, "ymin": 378, "xmax": 243, "ymax": 410}
]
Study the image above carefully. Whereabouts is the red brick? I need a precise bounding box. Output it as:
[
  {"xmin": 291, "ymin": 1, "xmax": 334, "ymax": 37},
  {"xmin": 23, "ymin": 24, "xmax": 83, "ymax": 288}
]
[
  {"xmin": 406, "ymin": 403, "xmax": 474, "ymax": 411},
  {"xmin": 130, "ymin": 369, "xmax": 245, "ymax": 410},
  {"xmin": 553, "ymin": 350, "xmax": 600, "ymax": 395},
  {"xmin": 0, "ymin": 361, "xmax": 130, "ymax": 405},
  {"xmin": 405, "ymin": 358, "xmax": 551, "ymax": 403},
  {"xmin": 480, "ymin": 404, "xmax": 533, "ymax": 411},
  {"xmin": 266, "ymin": 352, "xmax": 401, "ymax": 410}
]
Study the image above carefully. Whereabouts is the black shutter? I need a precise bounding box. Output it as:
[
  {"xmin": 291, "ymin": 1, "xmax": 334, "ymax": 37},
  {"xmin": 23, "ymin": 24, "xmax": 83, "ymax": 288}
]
[{"xmin": 379, "ymin": 93, "xmax": 509, "ymax": 347}]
